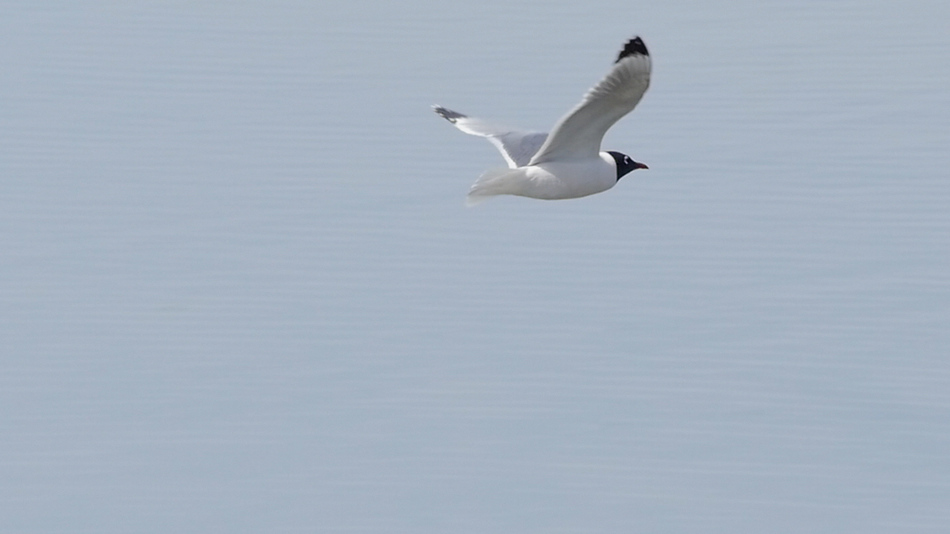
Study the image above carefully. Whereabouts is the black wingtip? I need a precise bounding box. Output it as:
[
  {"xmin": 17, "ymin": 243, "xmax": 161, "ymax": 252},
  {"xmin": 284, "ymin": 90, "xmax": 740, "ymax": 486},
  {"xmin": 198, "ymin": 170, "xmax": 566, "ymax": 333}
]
[
  {"xmin": 432, "ymin": 105, "xmax": 466, "ymax": 123},
  {"xmin": 615, "ymin": 36, "xmax": 648, "ymax": 63}
]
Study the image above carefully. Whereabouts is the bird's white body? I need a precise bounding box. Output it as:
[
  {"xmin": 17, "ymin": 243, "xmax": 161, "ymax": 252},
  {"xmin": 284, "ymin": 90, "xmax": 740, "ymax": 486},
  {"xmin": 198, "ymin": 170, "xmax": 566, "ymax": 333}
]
[
  {"xmin": 468, "ymin": 153, "xmax": 619, "ymax": 204},
  {"xmin": 434, "ymin": 36, "xmax": 652, "ymax": 205}
]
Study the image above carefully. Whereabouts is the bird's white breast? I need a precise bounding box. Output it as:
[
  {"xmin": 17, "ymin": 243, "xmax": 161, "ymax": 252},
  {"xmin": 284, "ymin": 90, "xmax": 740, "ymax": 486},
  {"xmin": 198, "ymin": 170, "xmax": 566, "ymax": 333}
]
[{"xmin": 523, "ymin": 153, "xmax": 618, "ymax": 200}]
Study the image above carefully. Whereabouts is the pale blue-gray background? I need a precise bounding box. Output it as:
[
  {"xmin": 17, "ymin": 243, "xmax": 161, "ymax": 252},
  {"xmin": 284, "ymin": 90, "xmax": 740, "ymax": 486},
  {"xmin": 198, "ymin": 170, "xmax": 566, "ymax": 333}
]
[{"xmin": 2, "ymin": 1, "xmax": 948, "ymax": 532}]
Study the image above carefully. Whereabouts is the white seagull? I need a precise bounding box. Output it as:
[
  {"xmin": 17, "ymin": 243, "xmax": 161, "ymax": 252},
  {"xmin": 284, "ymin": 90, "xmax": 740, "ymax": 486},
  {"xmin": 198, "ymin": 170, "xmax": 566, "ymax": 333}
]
[{"xmin": 434, "ymin": 36, "xmax": 652, "ymax": 205}]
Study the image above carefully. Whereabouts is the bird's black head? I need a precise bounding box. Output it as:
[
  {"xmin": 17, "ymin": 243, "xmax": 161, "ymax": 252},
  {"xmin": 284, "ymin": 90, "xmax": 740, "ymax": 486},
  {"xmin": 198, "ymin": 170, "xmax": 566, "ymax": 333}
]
[{"xmin": 607, "ymin": 151, "xmax": 649, "ymax": 181}]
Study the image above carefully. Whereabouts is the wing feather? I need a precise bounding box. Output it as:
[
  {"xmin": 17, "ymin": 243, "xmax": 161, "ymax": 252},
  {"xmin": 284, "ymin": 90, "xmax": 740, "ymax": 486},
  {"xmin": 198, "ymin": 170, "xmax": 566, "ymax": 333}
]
[
  {"xmin": 528, "ymin": 37, "xmax": 651, "ymax": 165},
  {"xmin": 433, "ymin": 106, "xmax": 548, "ymax": 168}
]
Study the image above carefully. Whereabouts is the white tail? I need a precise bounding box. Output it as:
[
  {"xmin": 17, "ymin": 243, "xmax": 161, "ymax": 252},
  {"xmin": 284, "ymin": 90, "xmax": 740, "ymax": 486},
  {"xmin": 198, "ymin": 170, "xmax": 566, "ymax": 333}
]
[{"xmin": 465, "ymin": 167, "xmax": 525, "ymax": 206}]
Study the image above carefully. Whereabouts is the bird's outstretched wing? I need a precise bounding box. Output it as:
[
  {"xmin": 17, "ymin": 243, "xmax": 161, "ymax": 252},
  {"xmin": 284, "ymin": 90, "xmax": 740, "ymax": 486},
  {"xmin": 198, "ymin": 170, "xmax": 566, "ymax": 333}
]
[
  {"xmin": 528, "ymin": 37, "xmax": 651, "ymax": 166},
  {"xmin": 433, "ymin": 106, "xmax": 548, "ymax": 168}
]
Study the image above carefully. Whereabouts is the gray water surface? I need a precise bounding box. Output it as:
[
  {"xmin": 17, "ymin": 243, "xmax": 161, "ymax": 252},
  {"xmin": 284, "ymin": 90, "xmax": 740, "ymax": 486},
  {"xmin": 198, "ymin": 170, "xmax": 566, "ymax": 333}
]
[{"xmin": 2, "ymin": 2, "xmax": 949, "ymax": 532}]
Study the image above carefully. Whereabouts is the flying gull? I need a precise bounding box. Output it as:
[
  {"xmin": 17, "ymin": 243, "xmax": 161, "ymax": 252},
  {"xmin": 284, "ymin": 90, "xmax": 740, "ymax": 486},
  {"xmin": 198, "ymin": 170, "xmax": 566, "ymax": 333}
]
[{"xmin": 434, "ymin": 36, "xmax": 651, "ymax": 205}]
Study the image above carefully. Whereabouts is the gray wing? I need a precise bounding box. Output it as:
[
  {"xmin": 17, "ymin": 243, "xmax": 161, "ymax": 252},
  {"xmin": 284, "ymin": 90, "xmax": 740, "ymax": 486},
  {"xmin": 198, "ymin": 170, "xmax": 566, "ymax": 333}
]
[
  {"xmin": 528, "ymin": 37, "xmax": 651, "ymax": 165},
  {"xmin": 433, "ymin": 106, "xmax": 548, "ymax": 168}
]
